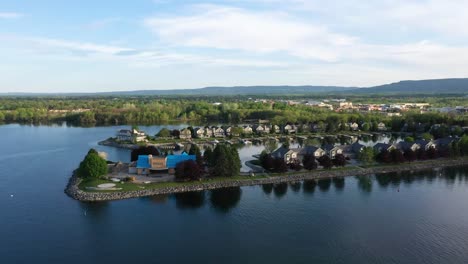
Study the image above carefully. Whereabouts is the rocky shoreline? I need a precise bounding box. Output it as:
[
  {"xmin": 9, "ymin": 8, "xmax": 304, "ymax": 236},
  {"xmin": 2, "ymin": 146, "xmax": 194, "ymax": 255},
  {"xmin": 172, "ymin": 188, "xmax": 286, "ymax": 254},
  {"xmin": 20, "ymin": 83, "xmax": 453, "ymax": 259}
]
[
  {"xmin": 98, "ymin": 138, "xmax": 140, "ymax": 149},
  {"xmin": 65, "ymin": 158, "xmax": 468, "ymax": 202}
]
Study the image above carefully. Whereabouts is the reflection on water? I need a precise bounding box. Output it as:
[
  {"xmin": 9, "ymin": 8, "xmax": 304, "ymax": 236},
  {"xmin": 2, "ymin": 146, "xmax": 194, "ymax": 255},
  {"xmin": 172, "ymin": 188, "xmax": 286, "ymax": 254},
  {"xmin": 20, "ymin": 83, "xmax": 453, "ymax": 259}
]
[
  {"xmin": 318, "ymin": 178, "xmax": 332, "ymax": 192},
  {"xmin": 290, "ymin": 182, "xmax": 302, "ymax": 193},
  {"xmin": 332, "ymin": 177, "xmax": 345, "ymax": 191},
  {"xmin": 273, "ymin": 183, "xmax": 288, "ymax": 198},
  {"xmin": 303, "ymin": 180, "xmax": 317, "ymax": 194},
  {"xmin": 143, "ymin": 194, "xmax": 169, "ymax": 204},
  {"xmin": 262, "ymin": 183, "xmax": 273, "ymax": 194},
  {"xmin": 175, "ymin": 191, "xmax": 206, "ymax": 209},
  {"xmin": 210, "ymin": 187, "xmax": 242, "ymax": 213},
  {"xmin": 356, "ymin": 176, "xmax": 372, "ymax": 193}
]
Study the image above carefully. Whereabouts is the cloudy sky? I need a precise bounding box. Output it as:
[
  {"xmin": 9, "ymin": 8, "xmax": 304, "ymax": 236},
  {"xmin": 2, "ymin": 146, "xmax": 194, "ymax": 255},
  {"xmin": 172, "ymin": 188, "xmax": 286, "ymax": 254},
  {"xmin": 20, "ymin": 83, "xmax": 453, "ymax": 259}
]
[{"xmin": 1, "ymin": 0, "xmax": 467, "ymax": 92}]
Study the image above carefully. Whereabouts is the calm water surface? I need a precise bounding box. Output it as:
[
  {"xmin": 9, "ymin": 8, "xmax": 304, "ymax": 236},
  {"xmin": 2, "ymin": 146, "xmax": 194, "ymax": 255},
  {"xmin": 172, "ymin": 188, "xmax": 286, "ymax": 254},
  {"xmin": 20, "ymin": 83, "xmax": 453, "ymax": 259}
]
[{"xmin": 1, "ymin": 124, "xmax": 468, "ymax": 264}]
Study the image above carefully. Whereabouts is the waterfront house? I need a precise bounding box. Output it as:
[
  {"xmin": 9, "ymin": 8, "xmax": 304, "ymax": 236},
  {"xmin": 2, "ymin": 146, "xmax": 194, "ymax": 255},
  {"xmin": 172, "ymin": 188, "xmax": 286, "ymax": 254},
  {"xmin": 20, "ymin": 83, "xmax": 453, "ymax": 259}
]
[
  {"xmin": 194, "ymin": 127, "xmax": 205, "ymax": 138},
  {"xmin": 222, "ymin": 126, "xmax": 232, "ymax": 136},
  {"xmin": 212, "ymin": 127, "xmax": 225, "ymax": 137},
  {"xmin": 434, "ymin": 137, "xmax": 456, "ymax": 150},
  {"xmin": 322, "ymin": 144, "xmax": 343, "ymax": 158},
  {"xmin": 271, "ymin": 146, "xmax": 298, "ymax": 164},
  {"xmin": 283, "ymin": 124, "xmax": 296, "ymax": 134},
  {"xmin": 271, "ymin": 125, "xmax": 280, "ymax": 133},
  {"xmin": 349, "ymin": 122, "xmax": 359, "ymax": 131},
  {"xmin": 253, "ymin": 125, "xmax": 270, "ymax": 134},
  {"xmin": 373, "ymin": 143, "xmax": 395, "ymax": 153},
  {"xmin": 204, "ymin": 127, "xmax": 213, "ymax": 138},
  {"xmin": 414, "ymin": 139, "xmax": 436, "ymax": 150},
  {"xmin": 298, "ymin": 146, "xmax": 326, "ymax": 160},
  {"xmin": 116, "ymin": 128, "xmax": 146, "ymax": 143},
  {"xmin": 349, "ymin": 142, "xmax": 365, "ymax": 154},
  {"xmin": 242, "ymin": 125, "xmax": 253, "ymax": 134},
  {"xmin": 397, "ymin": 141, "xmax": 420, "ymax": 152},
  {"xmin": 377, "ymin": 122, "xmax": 387, "ymax": 131},
  {"xmin": 179, "ymin": 128, "xmax": 192, "ymax": 139}
]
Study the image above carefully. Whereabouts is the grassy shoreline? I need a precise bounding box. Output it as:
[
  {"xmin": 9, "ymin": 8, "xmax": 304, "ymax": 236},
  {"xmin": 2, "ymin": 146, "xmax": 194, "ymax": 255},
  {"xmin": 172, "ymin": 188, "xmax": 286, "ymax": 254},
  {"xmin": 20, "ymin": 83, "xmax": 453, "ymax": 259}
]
[{"xmin": 69, "ymin": 157, "xmax": 468, "ymax": 201}]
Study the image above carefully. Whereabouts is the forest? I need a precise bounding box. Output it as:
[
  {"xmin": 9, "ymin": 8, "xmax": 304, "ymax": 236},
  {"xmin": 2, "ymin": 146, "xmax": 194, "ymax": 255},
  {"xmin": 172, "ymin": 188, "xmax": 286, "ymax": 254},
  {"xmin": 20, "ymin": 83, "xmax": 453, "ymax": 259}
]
[{"xmin": 0, "ymin": 95, "xmax": 467, "ymax": 129}]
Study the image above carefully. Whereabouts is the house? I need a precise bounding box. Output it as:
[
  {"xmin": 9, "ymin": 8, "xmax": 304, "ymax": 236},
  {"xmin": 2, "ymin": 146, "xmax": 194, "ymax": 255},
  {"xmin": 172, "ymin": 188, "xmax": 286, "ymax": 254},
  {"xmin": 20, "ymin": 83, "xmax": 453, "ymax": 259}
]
[
  {"xmin": 298, "ymin": 146, "xmax": 326, "ymax": 160},
  {"xmin": 116, "ymin": 128, "xmax": 146, "ymax": 143},
  {"xmin": 414, "ymin": 139, "xmax": 436, "ymax": 150},
  {"xmin": 349, "ymin": 122, "xmax": 359, "ymax": 131},
  {"xmin": 222, "ymin": 126, "xmax": 232, "ymax": 136},
  {"xmin": 377, "ymin": 122, "xmax": 387, "ymax": 131},
  {"xmin": 179, "ymin": 128, "xmax": 192, "ymax": 139},
  {"xmin": 271, "ymin": 125, "xmax": 280, "ymax": 133},
  {"xmin": 349, "ymin": 142, "xmax": 365, "ymax": 154},
  {"xmin": 194, "ymin": 127, "xmax": 205, "ymax": 138},
  {"xmin": 242, "ymin": 125, "xmax": 253, "ymax": 134},
  {"xmin": 212, "ymin": 127, "xmax": 225, "ymax": 137},
  {"xmin": 133, "ymin": 153, "xmax": 196, "ymax": 175},
  {"xmin": 204, "ymin": 127, "xmax": 213, "ymax": 138},
  {"xmin": 283, "ymin": 124, "xmax": 296, "ymax": 134},
  {"xmin": 271, "ymin": 146, "xmax": 297, "ymax": 163},
  {"xmin": 434, "ymin": 137, "xmax": 455, "ymax": 150},
  {"xmin": 253, "ymin": 124, "xmax": 270, "ymax": 134},
  {"xmin": 322, "ymin": 144, "xmax": 343, "ymax": 158},
  {"xmin": 373, "ymin": 143, "xmax": 395, "ymax": 153},
  {"xmin": 397, "ymin": 141, "xmax": 420, "ymax": 152}
]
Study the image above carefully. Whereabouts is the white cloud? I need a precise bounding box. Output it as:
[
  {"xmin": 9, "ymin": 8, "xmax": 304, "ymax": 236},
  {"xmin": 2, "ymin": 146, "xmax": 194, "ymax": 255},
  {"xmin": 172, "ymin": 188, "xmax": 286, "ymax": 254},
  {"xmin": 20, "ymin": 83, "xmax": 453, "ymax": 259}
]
[
  {"xmin": 0, "ymin": 12, "xmax": 23, "ymax": 19},
  {"xmin": 143, "ymin": 4, "xmax": 468, "ymax": 69},
  {"xmin": 28, "ymin": 37, "xmax": 134, "ymax": 54},
  {"xmin": 145, "ymin": 6, "xmax": 355, "ymax": 62}
]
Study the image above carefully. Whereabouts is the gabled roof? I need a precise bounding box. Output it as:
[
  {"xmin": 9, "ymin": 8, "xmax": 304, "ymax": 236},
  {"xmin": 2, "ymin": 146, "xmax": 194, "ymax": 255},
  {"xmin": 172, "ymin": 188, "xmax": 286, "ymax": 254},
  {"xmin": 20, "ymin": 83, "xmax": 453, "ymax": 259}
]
[
  {"xmin": 271, "ymin": 146, "xmax": 290, "ymax": 158},
  {"xmin": 350, "ymin": 142, "xmax": 365, "ymax": 153},
  {"xmin": 434, "ymin": 137, "xmax": 455, "ymax": 147},
  {"xmin": 397, "ymin": 141, "xmax": 417, "ymax": 151},
  {"xmin": 299, "ymin": 146, "xmax": 323, "ymax": 155},
  {"xmin": 373, "ymin": 143, "xmax": 393, "ymax": 151},
  {"xmin": 322, "ymin": 144, "xmax": 338, "ymax": 152}
]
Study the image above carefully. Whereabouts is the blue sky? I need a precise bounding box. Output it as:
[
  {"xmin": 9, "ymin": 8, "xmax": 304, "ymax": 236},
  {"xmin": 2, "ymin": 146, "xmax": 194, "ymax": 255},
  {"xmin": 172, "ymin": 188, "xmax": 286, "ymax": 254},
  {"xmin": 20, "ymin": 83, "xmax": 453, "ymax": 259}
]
[{"xmin": 1, "ymin": 0, "xmax": 468, "ymax": 92}]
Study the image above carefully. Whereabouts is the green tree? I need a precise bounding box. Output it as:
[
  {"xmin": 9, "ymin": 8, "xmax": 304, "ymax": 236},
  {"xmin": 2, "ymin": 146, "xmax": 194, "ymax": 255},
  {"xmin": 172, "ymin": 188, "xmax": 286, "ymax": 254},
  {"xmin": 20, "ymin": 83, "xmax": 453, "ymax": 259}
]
[
  {"xmin": 77, "ymin": 149, "xmax": 108, "ymax": 178},
  {"xmin": 404, "ymin": 136, "xmax": 415, "ymax": 142},
  {"xmin": 157, "ymin": 128, "xmax": 171, "ymax": 138},
  {"xmin": 358, "ymin": 147, "xmax": 376, "ymax": 164},
  {"xmin": 189, "ymin": 144, "xmax": 203, "ymax": 167},
  {"xmin": 210, "ymin": 144, "xmax": 241, "ymax": 177}
]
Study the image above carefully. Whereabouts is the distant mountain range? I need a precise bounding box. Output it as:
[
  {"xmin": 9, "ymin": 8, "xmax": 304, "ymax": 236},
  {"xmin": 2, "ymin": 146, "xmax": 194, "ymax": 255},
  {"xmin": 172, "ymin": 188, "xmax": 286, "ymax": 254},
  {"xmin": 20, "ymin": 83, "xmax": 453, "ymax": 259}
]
[{"xmin": 2, "ymin": 78, "xmax": 468, "ymax": 96}]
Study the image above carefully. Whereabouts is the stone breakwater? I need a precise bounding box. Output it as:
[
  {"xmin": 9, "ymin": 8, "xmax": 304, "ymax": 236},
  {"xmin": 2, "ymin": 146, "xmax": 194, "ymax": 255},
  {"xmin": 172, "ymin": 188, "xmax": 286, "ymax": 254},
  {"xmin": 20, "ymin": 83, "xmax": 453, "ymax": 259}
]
[
  {"xmin": 98, "ymin": 139, "xmax": 139, "ymax": 149},
  {"xmin": 65, "ymin": 158, "xmax": 468, "ymax": 202}
]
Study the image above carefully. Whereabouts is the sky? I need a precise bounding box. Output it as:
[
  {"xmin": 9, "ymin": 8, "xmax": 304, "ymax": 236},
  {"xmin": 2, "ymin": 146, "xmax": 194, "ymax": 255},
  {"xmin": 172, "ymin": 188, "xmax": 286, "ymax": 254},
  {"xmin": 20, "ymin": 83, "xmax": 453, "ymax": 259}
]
[{"xmin": 1, "ymin": 0, "xmax": 468, "ymax": 93}]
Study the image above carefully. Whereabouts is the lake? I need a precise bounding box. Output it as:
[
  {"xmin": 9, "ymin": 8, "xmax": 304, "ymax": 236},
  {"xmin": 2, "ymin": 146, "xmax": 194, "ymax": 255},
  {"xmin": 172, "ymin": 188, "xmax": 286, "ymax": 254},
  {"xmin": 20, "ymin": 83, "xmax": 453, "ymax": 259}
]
[{"xmin": 1, "ymin": 124, "xmax": 468, "ymax": 263}]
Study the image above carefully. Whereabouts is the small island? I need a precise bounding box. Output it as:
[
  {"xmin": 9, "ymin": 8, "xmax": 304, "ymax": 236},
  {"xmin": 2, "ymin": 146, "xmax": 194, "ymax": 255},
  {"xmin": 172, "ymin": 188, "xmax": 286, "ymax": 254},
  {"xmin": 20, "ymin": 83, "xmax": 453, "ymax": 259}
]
[{"xmin": 66, "ymin": 130, "xmax": 468, "ymax": 202}]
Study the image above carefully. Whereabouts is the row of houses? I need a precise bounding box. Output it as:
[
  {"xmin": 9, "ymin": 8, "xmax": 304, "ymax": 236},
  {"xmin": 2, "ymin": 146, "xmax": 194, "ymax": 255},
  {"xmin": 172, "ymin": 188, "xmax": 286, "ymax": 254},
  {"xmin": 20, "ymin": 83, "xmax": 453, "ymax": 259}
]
[
  {"xmin": 271, "ymin": 137, "xmax": 458, "ymax": 164},
  {"xmin": 175, "ymin": 122, "xmax": 388, "ymax": 139},
  {"xmin": 271, "ymin": 144, "xmax": 344, "ymax": 164},
  {"xmin": 179, "ymin": 125, "xmax": 282, "ymax": 139}
]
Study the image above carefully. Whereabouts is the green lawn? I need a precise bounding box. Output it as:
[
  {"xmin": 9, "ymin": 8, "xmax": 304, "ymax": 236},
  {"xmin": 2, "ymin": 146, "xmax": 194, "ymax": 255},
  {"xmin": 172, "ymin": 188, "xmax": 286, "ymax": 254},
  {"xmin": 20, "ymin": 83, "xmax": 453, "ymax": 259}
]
[{"xmin": 78, "ymin": 175, "xmax": 268, "ymax": 193}]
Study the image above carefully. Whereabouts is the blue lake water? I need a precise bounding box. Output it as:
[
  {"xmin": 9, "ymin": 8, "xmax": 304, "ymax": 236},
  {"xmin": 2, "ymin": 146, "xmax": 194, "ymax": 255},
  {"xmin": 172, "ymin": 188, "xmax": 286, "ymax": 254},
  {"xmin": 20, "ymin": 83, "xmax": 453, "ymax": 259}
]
[{"xmin": 1, "ymin": 124, "xmax": 468, "ymax": 263}]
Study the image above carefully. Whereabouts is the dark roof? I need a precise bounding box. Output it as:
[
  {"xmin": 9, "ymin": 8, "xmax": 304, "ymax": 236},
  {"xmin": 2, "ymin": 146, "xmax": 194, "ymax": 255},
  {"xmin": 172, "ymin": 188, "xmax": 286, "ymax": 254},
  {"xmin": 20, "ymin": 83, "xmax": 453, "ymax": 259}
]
[
  {"xmin": 397, "ymin": 141, "xmax": 416, "ymax": 151},
  {"xmin": 350, "ymin": 142, "xmax": 365, "ymax": 153},
  {"xmin": 434, "ymin": 137, "xmax": 455, "ymax": 147},
  {"xmin": 299, "ymin": 146, "xmax": 321, "ymax": 155},
  {"xmin": 373, "ymin": 143, "xmax": 392, "ymax": 151},
  {"xmin": 322, "ymin": 144, "xmax": 336, "ymax": 152},
  {"xmin": 414, "ymin": 139, "xmax": 429, "ymax": 146},
  {"xmin": 271, "ymin": 146, "xmax": 289, "ymax": 159}
]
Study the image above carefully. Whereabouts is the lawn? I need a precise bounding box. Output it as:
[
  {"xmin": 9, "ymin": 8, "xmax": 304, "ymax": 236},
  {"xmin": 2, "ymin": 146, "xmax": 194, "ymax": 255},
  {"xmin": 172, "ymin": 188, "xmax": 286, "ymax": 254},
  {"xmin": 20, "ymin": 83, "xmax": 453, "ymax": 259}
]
[{"xmin": 78, "ymin": 175, "xmax": 268, "ymax": 193}]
